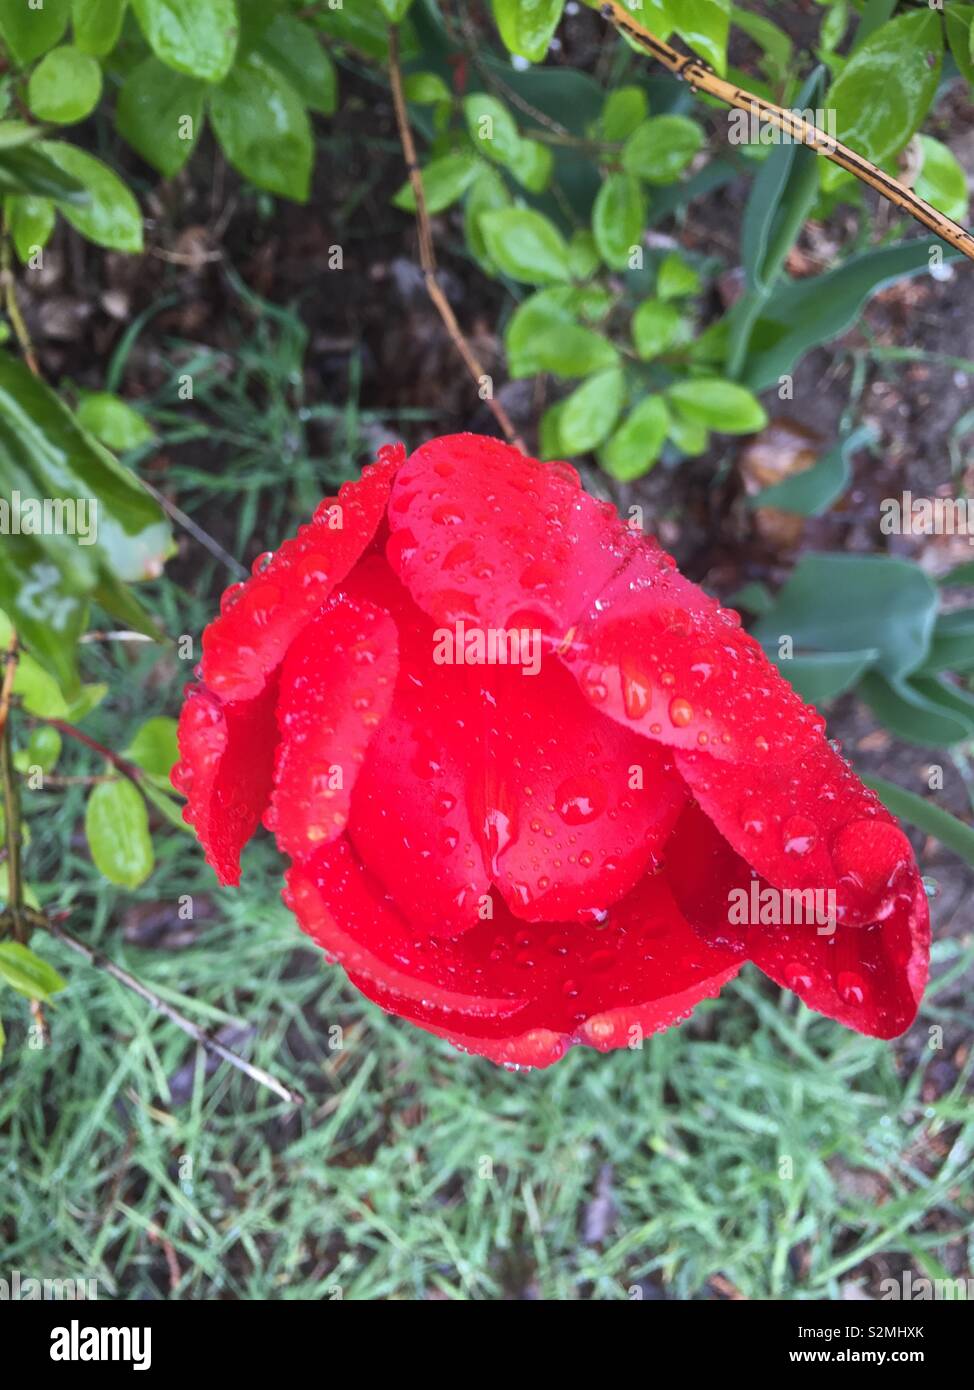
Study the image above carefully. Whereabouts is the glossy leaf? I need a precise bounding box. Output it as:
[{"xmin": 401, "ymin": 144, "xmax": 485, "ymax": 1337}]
[
  {"xmin": 393, "ymin": 153, "xmax": 480, "ymax": 214},
  {"xmin": 208, "ymin": 54, "xmax": 312, "ymax": 202},
  {"xmin": 601, "ymin": 395, "xmax": 671, "ymax": 481},
  {"xmin": 491, "ymin": 0, "xmax": 565, "ymax": 63},
  {"xmin": 666, "ymin": 378, "xmax": 767, "ymax": 433},
  {"xmin": 131, "ymin": 0, "xmax": 237, "ymax": 83},
  {"xmin": 479, "ymin": 207, "xmax": 572, "ymax": 284},
  {"xmin": 0, "ymin": 943, "xmax": 66, "ymax": 1004},
  {"xmin": 116, "ymin": 59, "xmax": 206, "ymax": 178},
  {"xmin": 622, "ymin": 116, "xmax": 704, "ymax": 185},
  {"xmin": 28, "ymin": 45, "xmax": 102, "ymax": 124},
  {"xmin": 85, "ymin": 779, "xmax": 155, "ymax": 889},
  {"xmin": 258, "ymin": 15, "xmax": 337, "ymax": 115},
  {"xmin": 0, "ymin": 0, "xmax": 70, "ymax": 64},
  {"xmin": 72, "ymin": 0, "xmax": 127, "ymax": 55},
  {"xmin": 592, "ymin": 173, "xmax": 646, "ymax": 272},
  {"xmin": 558, "ymin": 367, "xmax": 625, "ymax": 454},
  {"xmin": 42, "ymin": 143, "xmax": 143, "ymax": 252}
]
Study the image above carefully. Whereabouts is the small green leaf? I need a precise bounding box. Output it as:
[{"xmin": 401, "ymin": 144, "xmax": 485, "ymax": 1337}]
[
  {"xmin": 72, "ymin": 0, "xmax": 127, "ymax": 55},
  {"xmin": 622, "ymin": 116, "xmax": 704, "ymax": 185},
  {"xmin": 378, "ymin": 0, "xmax": 414, "ymax": 18},
  {"xmin": 479, "ymin": 207, "xmax": 572, "ymax": 285},
  {"xmin": 42, "ymin": 143, "xmax": 144, "ymax": 252},
  {"xmin": 633, "ymin": 298, "xmax": 686, "ymax": 360},
  {"xmin": 568, "ymin": 229, "xmax": 600, "ymax": 280},
  {"xmin": 208, "ymin": 54, "xmax": 312, "ymax": 202},
  {"xmin": 5, "ymin": 195, "xmax": 56, "ymax": 264},
  {"xmin": 258, "ymin": 15, "xmax": 337, "ymax": 116},
  {"xmin": 464, "ymin": 164, "xmax": 511, "ymax": 273},
  {"xmin": 600, "ymin": 86, "xmax": 648, "ymax": 142},
  {"xmin": 592, "ymin": 173, "xmax": 646, "ymax": 272},
  {"xmin": 14, "ymin": 724, "xmax": 62, "ymax": 774},
  {"xmin": 667, "ymin": 378, "xmax": 767, "ymax": 433},
  {"xmin": 505, "ymin": 287, "xmax": 619, "ymax": 378},
  {"xmin": 914, "ymin": 135, "xmax": 969, "ymax": 225},
  {"xmin": 28, "ymin": 45, "xmax": 102, "ymax": 124},
  {"xmin": 116, "ymin": 58, "xmax": 206, "ymax": 178},
  {"xmin": 945, "ymin": 3, "xmax": 974, "ymax": 89},
  {"xmin": 601, "ymin": 395, "xmax": 671, "ymax": 481},
  {"xmin": 671, "ymin": 0, "xmax": 730, "ymax": 75},
  {"xmin": 85, "ymin": 779, "xmax": 155, "ymax": 888},
  {"xmin": 393, "ymin": 153, "xmax": 480, "ymax": 215},
  {"xmin": 491, "ymin": 0, "xmax": 565, "ymax": 63},
  {"xmin": 76, "ymin": 392, "xmax": 156, "ymax": 452},
  {"xmin": 123, "ymin": 716, "xmax": 179, "ymax": 781},
  {"xmin": 558, "ymin": 366, "xmax": 625, "ymax": 454},
  {"xmin": 0, "ymin": 0, "xmax": 70, "ymax": 65},
  {"xmin": 667, "ymin": 413, "xmax": 709, "ymax": 457},
  {"xmin": 131, "ymin": 0, "xmax": 238, "ymax": 83},
  {"xmin": 0, "ymin": 942, "xmax": 66, "ymax": 1004},
  {"xmin": 464, "ymin": 93, "xmax": 522, "ymax": 169},
  {"xmin": 404, "ymin": 72, "xmax": 452, "ymax": 105},
  {"xmin": 0, "ymin": 145, "xmax": 88, "ymax": 203},
  {"xmin": 657, "ymin": 252, "xmax": 700, "ymax": 300}
]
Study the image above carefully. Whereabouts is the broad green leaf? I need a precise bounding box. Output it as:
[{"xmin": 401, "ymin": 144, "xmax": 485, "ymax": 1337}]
[
  {"xmin": 859, "ymin": 671, "xmax": 974, "ymax": 747},
  {"xmin": 85, "ymin": 778, "xmax": 154, "ymax": 888},
  {"xmin": 28, "ymin": 45, "xmax": 102, "ymax": 124},
  {"xmin": 0, "ymin": 145, "xmax": 88, "ymax": 203},
  {"xmin": 116, "ymin": 58, "xmax": 205, "ymax": 178},
  {"xmin": 863, "ymin": 774, "xmax": 974, "ymax": 869},
  {"xmin": 671, "ymin": 0, "xmax": 731, "ymax": 75},
  {"xmin": 131, "ymin": 0, "xmax": 237, "ymax": 83},
  {"xmin": 632, "ymin": 298, "xmax": 685, "ymax": 360},
  {"xmin": 479, "ymin": 207, "xmax": 572, "ymax": 284},
  {"xmin": 945, "ymin": 4, "xmax": 974, "ymax": 89},
  {"xmin": 601, "ymin": 395, "xmax": 670, "ymax": 481},
  {"xmin": 491, "ymin": 0, "xmax": 564, "ymax": 63},
  {"xmin": 731, "ymin": 5, "xmax": 792, "ymax": 83},
  {"xmin": 42, "ymin": 142, "xmax": 143, "ymax": 251},
  {"xmin": 747, "ymin": 425, "xmax": 874, "ymax": 517},
  {"xmin": 208, "ymin": 54, "xmax": 312, "ymax": 202},
  {"xmin": 592, "ymin": 172, "xmax": 646, "ymax": 272},
  {"xmin": 822, "ymin": 10, "xmax": 943, "ymax": 193},
  {"xmin": 76, "ymin": 392, "xmax": 156, "ymax": 452},
  {"xmin": 667, "ymin": 378, "xmax": 766, "ymax": 433},
  {"xmin": 600, "ymin": 86, "xmax": 648, "ymax": 143},
  {"xmin": 919, "ymin": 609, "xmax": 974, "ymax": 675},
  {"xmin": 464, "ymin": 164, "xmax": 511, "ymax": 273},
  {"xmin": 5, "ymin": 195, "xmax": 55, "ymax": 264},
  {"xmin": 777, "ymin": 649, "xmax": 878, "ymax": 705},
  {"xmin": 0, "ymin": 0, "xmax": 70, "ymax": 65},
  {"xmin": 393, "ymin": 152, "xmax": 480, "ymax": 214},
  {"xmin": 558, "ymin": 366, "xmax": 625, "ymax": 453},
  {"xmin": 914, "ymin": 135, "xmax": 969, "ymax": 225},
  {"xmin": 657, "ymin": 252, "xmax": 700, "ymax": 300},
  {"xmin": 259, "ymin": 15, "xmax": 337, "ymax": 115},
  {"xmin": 0, "ymin": 942, "xmax": 66, "ymax": 1003},
  {"xmin": 743, "ymin": 239, "xmax": 962, "ymax": 391},
  {"xmin": 123, "ymin": 715, "xmax": 179, "ymax": 781},
  {"xmin": 72, "ymin": 0, "xmax": 127, "ymax": 55},
  {"xmin": 505, "ymin": 287, "xmax": 619, "ymax": 378},
  {"xmin": 622, "ymin": 116, "xmax": 704, "ymax": 185},
  {"xmin": 751, "ymin": 554, "xmax": 939, "ymax": 681}
]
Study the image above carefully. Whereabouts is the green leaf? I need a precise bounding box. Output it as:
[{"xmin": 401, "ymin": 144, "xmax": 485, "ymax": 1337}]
[
  {"xmin": 72, "ymin": 0, "xmax": 127, "ymax": 55},
  {"xmin": 5, "ymin": 195, "xmax": 55, "ymax": 264},
  {"xmin": 632, "ymin": 298, "xmax": 685, "ymax": 360},
  {"xmin": 140, "ymin": 777, "xmax": 194, "ymax": 833},
  {"xmin": 862, "ymin": 775, "xmax": 974, "ymax": 870},
  {"xmin": 657, "ymin": 252, "xmax": 700, "ymax": 300},
  {"xmin": 859, "ymin": 670, "xmax": 974, "ymax": 747},
  {"xmin": 945, "ymin": 3, "xmax": 974, "ymax": 89},
  {"xmin": 123, "ymin": 715, "xmax": 179, "ymax": 781},
  {"xmin": 464, "ymin": 93, "xmax": 521, "ymax": 168},
  {"xmin": 508, "ymin": 137, "xmax": 552, "ymax": 194},
  {"xmin": 671, "ymin": 0, "xmax": 730, "ymax": 75},
  {"xmin": 751, "ymin": 554, "xmax": 939, "ymax": 682},
  {"xmin": 116, "ymin": 58, "xmax": 206, "ymax": 178},
  {"xmin": 464, "ymin": 164, "xmax": 511, "ymax": 273},
  {"xmin": 311, "ymin": 3, "xmax": 418, "ymax": 62},
  {"xmin": 491, "ymin": 0, "xmax": 565, "ymax": 63},
  {"xmin": 0, "ymin": 0, "xmax": 70, "ymax": 65},
  {"xmin": 777, "ymin": 649, "xmax": 878, "ymax": 705},
  {"xmin": 599, "ymin": 86, "xmax": 648, "ymax": 143},
  {"xmin": 743, "ymin": 239, "xmax": 961, "ymax": 391},
  {"xmin": 14, "ymin": 724, "xmax": 62, "ymax": 774},
  {"xmin": 568, "ymin": 229, "xmax": 599, "ymax": 280},
  {"xmin": 747, "ymin": 424, "xmax": 874, "ymax": 517},
  {"xmin": 28, "ymin": 45, "xmax": 102, "ymax": 124},
  {"xmin": 0, "ymin": 145, "xmax": 88, "ymax": 203},
  {"xmin": 393, "ymin": 152, "xmax": 480, "ymax": 215},
  {"xmin": 404, "ymin": 72, "xmax": 452, "ymax": 105},
  {"xmin": 666, "ymin": 378, "xmax": 767, "ymax": 433},
  {"xmin": 131, "ymin": 0, "xmax": 237, "ymax": 83},
  {"xmin": 258, "ymin": 15, "xmax": 337, "ymax": 116},
  {"xmin": 378, "ymin": 0, "xmax": 413, "ymax": 18},
  {"xmin": 622, "ymin": 116, "xmax": 704, "ymax": 185},
  {"xmin": 479, "ymin": 207, "xmax": 572, "ymax": 285},
  {"xmin": 592, "ymin": 172, "xmax": 646, "ymax": 272},
  {"xmin": 822, "ymin": 9, "xmax": 943, "ymax": 193},
  {"xmin": 601, "ymin": 395, "xmax": 670, "ymax": 481},
  {"xmin": 920, "ymin": 609, "xmax": 974, "ymax": 675},
  {"xmin": 85, "ymin": 778, "xmax": 154, "ymax": 888},
  {"xmin": 914, "ymin": 135, "xmax": 969, "ymax": 225},
  {"xmin": 505, "ymin": 287, "xmax": 619, "ymax": 378},
  {"xmin": 667, "ymin": 412, "xmax": 709, "ymax": 457},
  {"xmin": 558, "ymin": 366, "xmax": 625, "ymax": 454},
  {"xmin": 76, "ymin": 392, "xmax": 156, "ymax": 452},
  {"xmin": 0, "ymin": 942, "xmax": 66, "ymax": 1003},
  {"xmin": 42, "ymin": 142, "xmax": 143, "ymax": 251},
  {"xmin": 208, "ymin": 53, "xmax": 312, "ymax": 202}
]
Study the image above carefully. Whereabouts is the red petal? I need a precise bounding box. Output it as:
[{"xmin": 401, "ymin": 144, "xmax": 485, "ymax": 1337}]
[
  {"xmin": 173, "ymin": 677, "xmax": 279, "ymax": 886},
  {"xmin": 663, "ymin": 801, "xmax": 930, "ymax": 1037},
  {"xmin": 387, "ymin": 433, "xmax": 633, "ymax": 634},
  {"xmin": 266, "ymin": 595, "xmax": 398, "ymax": 863},
  {"xmin": 469, "ymin": 657, "xmax": 688, "ymax": 923},
  {"xmin": 200, "ymin": 445, "xmax": 404, "ymax": 702}
]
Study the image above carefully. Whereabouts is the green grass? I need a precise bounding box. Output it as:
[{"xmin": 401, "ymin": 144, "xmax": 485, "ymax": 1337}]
[{"xmin": 2, "ymin": 296, "xmax": 973, "ymax": 1302}]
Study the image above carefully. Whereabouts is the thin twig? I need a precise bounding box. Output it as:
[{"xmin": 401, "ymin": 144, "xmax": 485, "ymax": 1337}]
[
  {"xmin": 1, "ymin": 221, "xmax": 41, "ymax": 376},
  {"xmin": 388, "ymin": 27, "xmax": 528, "ymax": 453},
  {"xmin": 599, "ymin": 1, "xmax": 974, "ymax": 263},
  {"xmin": 37, "ymin": 717, "xmax": 144, "ymax": 787},
  {"xmin": 33, "ymin": 910, "xmax": 304, "ymax": 1107},
  {"xmin": 140, "ymin": 477, "xmax": 248, "ymax": 580},
  {"xmin": 0, "ymin": 634, "xmax": 25, "ymax": 944}
]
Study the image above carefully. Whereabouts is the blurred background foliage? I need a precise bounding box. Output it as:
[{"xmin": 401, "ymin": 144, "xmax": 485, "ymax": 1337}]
[{"xmin": 0, "ymin": 0, "xmax": 972, "ymax": 1300}]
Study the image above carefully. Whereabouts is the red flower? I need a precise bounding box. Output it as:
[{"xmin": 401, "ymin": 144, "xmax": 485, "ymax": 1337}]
[{"xmin": 173, "ymin": 434, "xmax": 930, "ymax": 1068}]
